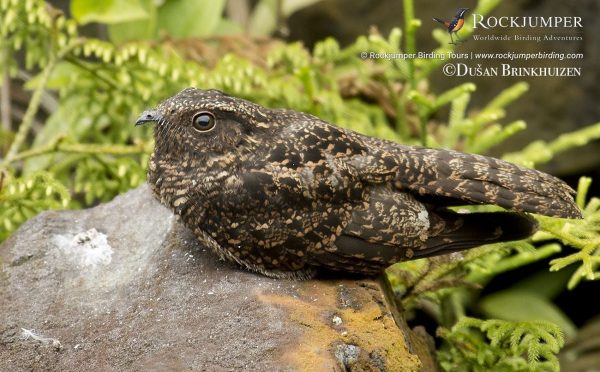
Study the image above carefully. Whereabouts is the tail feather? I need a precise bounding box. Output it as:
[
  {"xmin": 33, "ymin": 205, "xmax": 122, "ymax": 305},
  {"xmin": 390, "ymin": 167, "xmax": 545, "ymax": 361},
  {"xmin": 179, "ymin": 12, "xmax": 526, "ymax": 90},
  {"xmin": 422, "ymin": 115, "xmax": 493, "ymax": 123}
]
[
  {"xmin": 412, "ymin": 211, "xmax": 538, "ymax": 258},
  {"xmin": 433, "ymin": 17, "xmax": 448, "ymax": 26},
  {"xmin": 318, "ymin": 211, "xmax": 538, "ymax": 275},
  {"xmin": 393, "ymin": 146, "xmax": 582, "ymax": 219}
]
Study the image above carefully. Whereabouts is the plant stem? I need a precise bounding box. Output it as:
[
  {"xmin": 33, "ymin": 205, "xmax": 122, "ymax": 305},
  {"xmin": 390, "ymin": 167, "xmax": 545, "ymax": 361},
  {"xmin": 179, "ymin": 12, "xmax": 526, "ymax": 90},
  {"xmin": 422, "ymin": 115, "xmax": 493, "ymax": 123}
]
[
  {"xmin": 402, "ymin": 0, "xmax": 416, "ymax": 89},
  {"xmin": 10, "ymin": 140, "xmax": 147, "ymax": 162},
  {"xmin": 391, "ymin": 83, "xmax": 409, "ymax": 139},
  {"xmin": 2, "ymin": 54, "xmax": 57, "ymax": 166},
  {"xmin": 419, "ymin": 109, "xmax": 429, "ymax": 147},
  {"xmin": 541, "ymin": 220, "xmax": 591, "ymax": 248},
  {"xmin": 1, "ymin": 46, "xmax": 11, "ymax": 132},
  {"xmin": 64, "ymin": 56, "xmax": 134, "ymax": 95}
]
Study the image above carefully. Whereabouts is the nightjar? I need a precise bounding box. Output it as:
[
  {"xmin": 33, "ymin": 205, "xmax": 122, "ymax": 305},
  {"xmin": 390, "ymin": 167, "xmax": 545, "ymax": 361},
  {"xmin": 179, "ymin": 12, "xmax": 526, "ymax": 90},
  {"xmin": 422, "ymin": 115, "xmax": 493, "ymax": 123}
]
[{"xmin": 136, "ymin": 88, "xmax": 582, "ymax": 279}]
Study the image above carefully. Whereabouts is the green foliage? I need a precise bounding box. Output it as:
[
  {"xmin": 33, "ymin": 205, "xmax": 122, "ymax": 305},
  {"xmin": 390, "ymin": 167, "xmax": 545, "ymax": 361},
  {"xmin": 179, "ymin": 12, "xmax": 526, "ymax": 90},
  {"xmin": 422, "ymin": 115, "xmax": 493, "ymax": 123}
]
[
  {"xmin": 479, "ymin": 290, "xmax": 577, "ymax": 338},
  {"xmin": 247, "ymin": 0, "xmax": 322, "ymax": 36},
  {"xmin": 1, "ymin": 0, "xmax": 599, "ymax": 369},
  {"xmin": 504, "ymin": 123, "xmax": 600, "ymax": 168},
  {"xmin": 72, "ymin": 0, "xmax": 238, "ymax": 43},
  {"xmin": 543, "ymin": 178, "xmax": 600, "ymax": 289},
  {"xmin": 71, "ymin": 0, "xmax": 149, "ymax": 25},
  {"xmin": 387, "ymin": 240, "xmax": 562, "ymax": 325},
  {"xmin": 71, "ymin": 0, "xmax": 324, "ymax": 42},
  {"xmin": 388, "ymin": 176, "xmax": 599, "ymax": 368},
  {"xmin": 0, "ymin": 171, "xmax": 69, "ymax": 241},
  {"xmin": 437, "ymin": 317, "xmax": 565, "ymax": 371}
]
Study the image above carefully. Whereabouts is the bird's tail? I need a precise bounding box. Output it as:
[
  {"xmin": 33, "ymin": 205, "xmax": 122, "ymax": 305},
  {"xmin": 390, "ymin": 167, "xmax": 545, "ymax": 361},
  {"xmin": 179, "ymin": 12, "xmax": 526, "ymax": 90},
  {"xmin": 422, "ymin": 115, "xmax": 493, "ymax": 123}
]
[
  {"xmin": 433, "ymin": 17, "xmax": 447, "ymax": 25},
  {"xmin": 316, "ymin": 211, "xmax": 537, "ymax": 275},
  {"xmin": 411, "ymin": 211, "xmax": 538, "ymax": 258},
  {"xmin": 393, "ymin": 146, "xmax": 582, "ymax": 219}
]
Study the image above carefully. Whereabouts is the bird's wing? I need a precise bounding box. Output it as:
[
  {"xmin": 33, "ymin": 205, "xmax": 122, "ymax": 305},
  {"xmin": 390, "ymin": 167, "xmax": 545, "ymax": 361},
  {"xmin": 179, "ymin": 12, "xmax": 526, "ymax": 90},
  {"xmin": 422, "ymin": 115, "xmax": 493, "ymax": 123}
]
[
  {"xmin": 348, "ymin": 134, "xmax": 581, "ymax": 219},
  {"xmin": 267, "ymin": 124, "xmax": 546, "ymax": 274},
  {"xmin": 319, "ymin": 207, "xmax": 539, "ymax": 275},
  {"xmin": 226, "ymin": 117, "xmax": 370, "ymax": 270}
]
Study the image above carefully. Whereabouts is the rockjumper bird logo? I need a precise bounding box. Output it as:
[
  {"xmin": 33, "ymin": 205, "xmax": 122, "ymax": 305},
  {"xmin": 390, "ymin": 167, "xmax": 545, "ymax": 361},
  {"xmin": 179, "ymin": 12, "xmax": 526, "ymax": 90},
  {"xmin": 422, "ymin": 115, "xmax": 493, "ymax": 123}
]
[{"xmin": 433, "ymin": 8, "xmax": 469, "ymax": 44}]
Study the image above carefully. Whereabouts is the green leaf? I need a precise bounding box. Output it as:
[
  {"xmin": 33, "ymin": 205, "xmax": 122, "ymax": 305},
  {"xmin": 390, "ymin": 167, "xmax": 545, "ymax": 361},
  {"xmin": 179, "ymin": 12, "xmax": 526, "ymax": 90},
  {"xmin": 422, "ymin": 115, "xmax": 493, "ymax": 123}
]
[
  {"xmin": 24, "ymin": 61, "xmax": 78, "ymax": 90},
  {"xmin": 156, "ymin": 0, "xmax": 227, "ymax": 38},
  {"xmin": 480, "ymin": 290, "xmax": 576, "ymax": 338},
  {"xmin": 107, "ymin": 19, "xmax": 155, "ymax": 43},
  {"xmin": 212, "ymin": 19, "xmax": 244, "ymax": 35},
  {"xmin": 281, "ymin": 0, "xmax": 323, "ymax": 16},
  {"xmin": 247, "ymin": 0, "xmax": 322, "ymax": 36},
  {"xmin": 248, "ymin": 0, "xmax": 277, "ymax": 36},
  {"xmin": 507, "ymin": 268, "xmax": 574, "ymax": 301},
  {"xmin": 438, "ymin": 317, "xmax": 564, "ymax": 371},
  {"xmin": 71, "ymin": 0, "xmax": 149, "ymax": 25},
  {"xmin": 103, "ymin": 0, "xmax": 156, "ymax": 42}
]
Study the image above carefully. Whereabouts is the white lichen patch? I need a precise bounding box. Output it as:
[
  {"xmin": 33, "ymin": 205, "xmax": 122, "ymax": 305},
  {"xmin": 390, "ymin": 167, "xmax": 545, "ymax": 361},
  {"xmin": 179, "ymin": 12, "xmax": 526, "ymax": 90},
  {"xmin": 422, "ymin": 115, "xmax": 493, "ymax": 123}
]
[
  {"xmin": 416, "ymin": 209, "xmax": 429, "ymax": 226},
  {"xmin": 332, "ymin": 315, "xmax": 343, "ymax": 326},
  {"xmin": 53, "ymin": 228, "xmax": 113, "ymax": 268},
  {"xmin": 20, "ymin": 328, "xmax": 62, "ymax": 349}
]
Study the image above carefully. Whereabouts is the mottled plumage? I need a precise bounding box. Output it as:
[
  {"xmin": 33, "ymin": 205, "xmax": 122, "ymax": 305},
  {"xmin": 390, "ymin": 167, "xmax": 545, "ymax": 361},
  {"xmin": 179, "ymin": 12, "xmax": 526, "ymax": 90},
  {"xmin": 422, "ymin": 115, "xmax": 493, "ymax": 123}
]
[{"xmin": 136, "ymin": 88, "xmax": 582, "ymax": 279}]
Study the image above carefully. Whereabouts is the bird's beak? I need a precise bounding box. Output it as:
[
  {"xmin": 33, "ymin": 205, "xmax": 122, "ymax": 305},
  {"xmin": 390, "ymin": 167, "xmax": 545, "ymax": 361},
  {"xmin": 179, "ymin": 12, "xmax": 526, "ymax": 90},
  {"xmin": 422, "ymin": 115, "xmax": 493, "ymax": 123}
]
[{"xmin": 135, "ymin": 110, "xmax": 161, "ymax": 126}]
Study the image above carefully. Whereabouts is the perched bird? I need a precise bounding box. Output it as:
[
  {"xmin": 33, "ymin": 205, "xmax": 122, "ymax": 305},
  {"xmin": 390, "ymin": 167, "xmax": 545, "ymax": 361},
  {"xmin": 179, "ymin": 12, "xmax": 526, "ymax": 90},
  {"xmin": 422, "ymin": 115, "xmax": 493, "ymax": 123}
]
[
  {"xmin": 136, "ymin": 88, "xmax": 581, "ymax": 279},
  {"xmin": 433, "ymin": 8, "xmax": 469, "ymax": 44}
]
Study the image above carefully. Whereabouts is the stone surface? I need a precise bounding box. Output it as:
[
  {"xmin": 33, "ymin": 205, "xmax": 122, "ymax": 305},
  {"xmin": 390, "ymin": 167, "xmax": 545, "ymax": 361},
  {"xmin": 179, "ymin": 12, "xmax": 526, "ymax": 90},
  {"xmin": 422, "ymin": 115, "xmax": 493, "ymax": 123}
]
[{"xmin": 0, "ymin": 184, "xmax": 434, "ymax": 371}]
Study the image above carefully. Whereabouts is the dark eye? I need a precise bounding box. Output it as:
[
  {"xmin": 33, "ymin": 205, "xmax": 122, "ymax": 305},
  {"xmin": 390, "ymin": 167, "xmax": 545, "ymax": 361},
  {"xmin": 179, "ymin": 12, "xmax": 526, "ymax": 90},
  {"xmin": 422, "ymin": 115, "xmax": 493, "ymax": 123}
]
[{"xmin": 192, "ymin": 112, "xmax": 216, "ymax": 131}]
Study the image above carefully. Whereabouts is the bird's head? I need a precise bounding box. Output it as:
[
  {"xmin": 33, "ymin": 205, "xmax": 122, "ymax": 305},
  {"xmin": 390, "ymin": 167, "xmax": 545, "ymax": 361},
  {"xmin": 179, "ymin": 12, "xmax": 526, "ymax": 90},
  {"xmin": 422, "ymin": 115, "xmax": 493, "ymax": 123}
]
[
  {"xmin": 135, "ymin": 88, "xmax": 271, "ymax": 159},
  {"xmin": 455, "ymin": 8, "xmax": 469, "ymax": 18}
]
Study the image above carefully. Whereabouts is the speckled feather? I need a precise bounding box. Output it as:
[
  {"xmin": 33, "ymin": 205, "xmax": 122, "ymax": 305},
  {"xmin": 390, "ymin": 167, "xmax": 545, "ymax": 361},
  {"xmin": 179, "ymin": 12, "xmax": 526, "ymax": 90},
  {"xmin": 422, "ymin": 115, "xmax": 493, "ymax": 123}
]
[{"xmin": 137, "ymin": 88, "xmax": 582, "ymax": 279}]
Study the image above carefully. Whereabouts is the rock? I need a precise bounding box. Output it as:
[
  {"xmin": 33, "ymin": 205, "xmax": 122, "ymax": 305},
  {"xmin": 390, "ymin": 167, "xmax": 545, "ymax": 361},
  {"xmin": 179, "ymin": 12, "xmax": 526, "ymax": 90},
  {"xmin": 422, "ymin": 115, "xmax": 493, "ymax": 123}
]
[{"xmin": 0, "ymin": 184, "xmax": 435, "ymax": 371}]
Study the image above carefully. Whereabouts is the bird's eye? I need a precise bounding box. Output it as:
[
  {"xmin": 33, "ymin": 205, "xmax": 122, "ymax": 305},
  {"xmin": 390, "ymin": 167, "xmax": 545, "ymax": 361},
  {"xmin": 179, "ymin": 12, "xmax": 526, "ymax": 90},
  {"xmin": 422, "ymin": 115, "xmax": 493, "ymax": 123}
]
[{"xmin": 192, "ymin": 112, "xmax": 216, "ymax": 132}]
